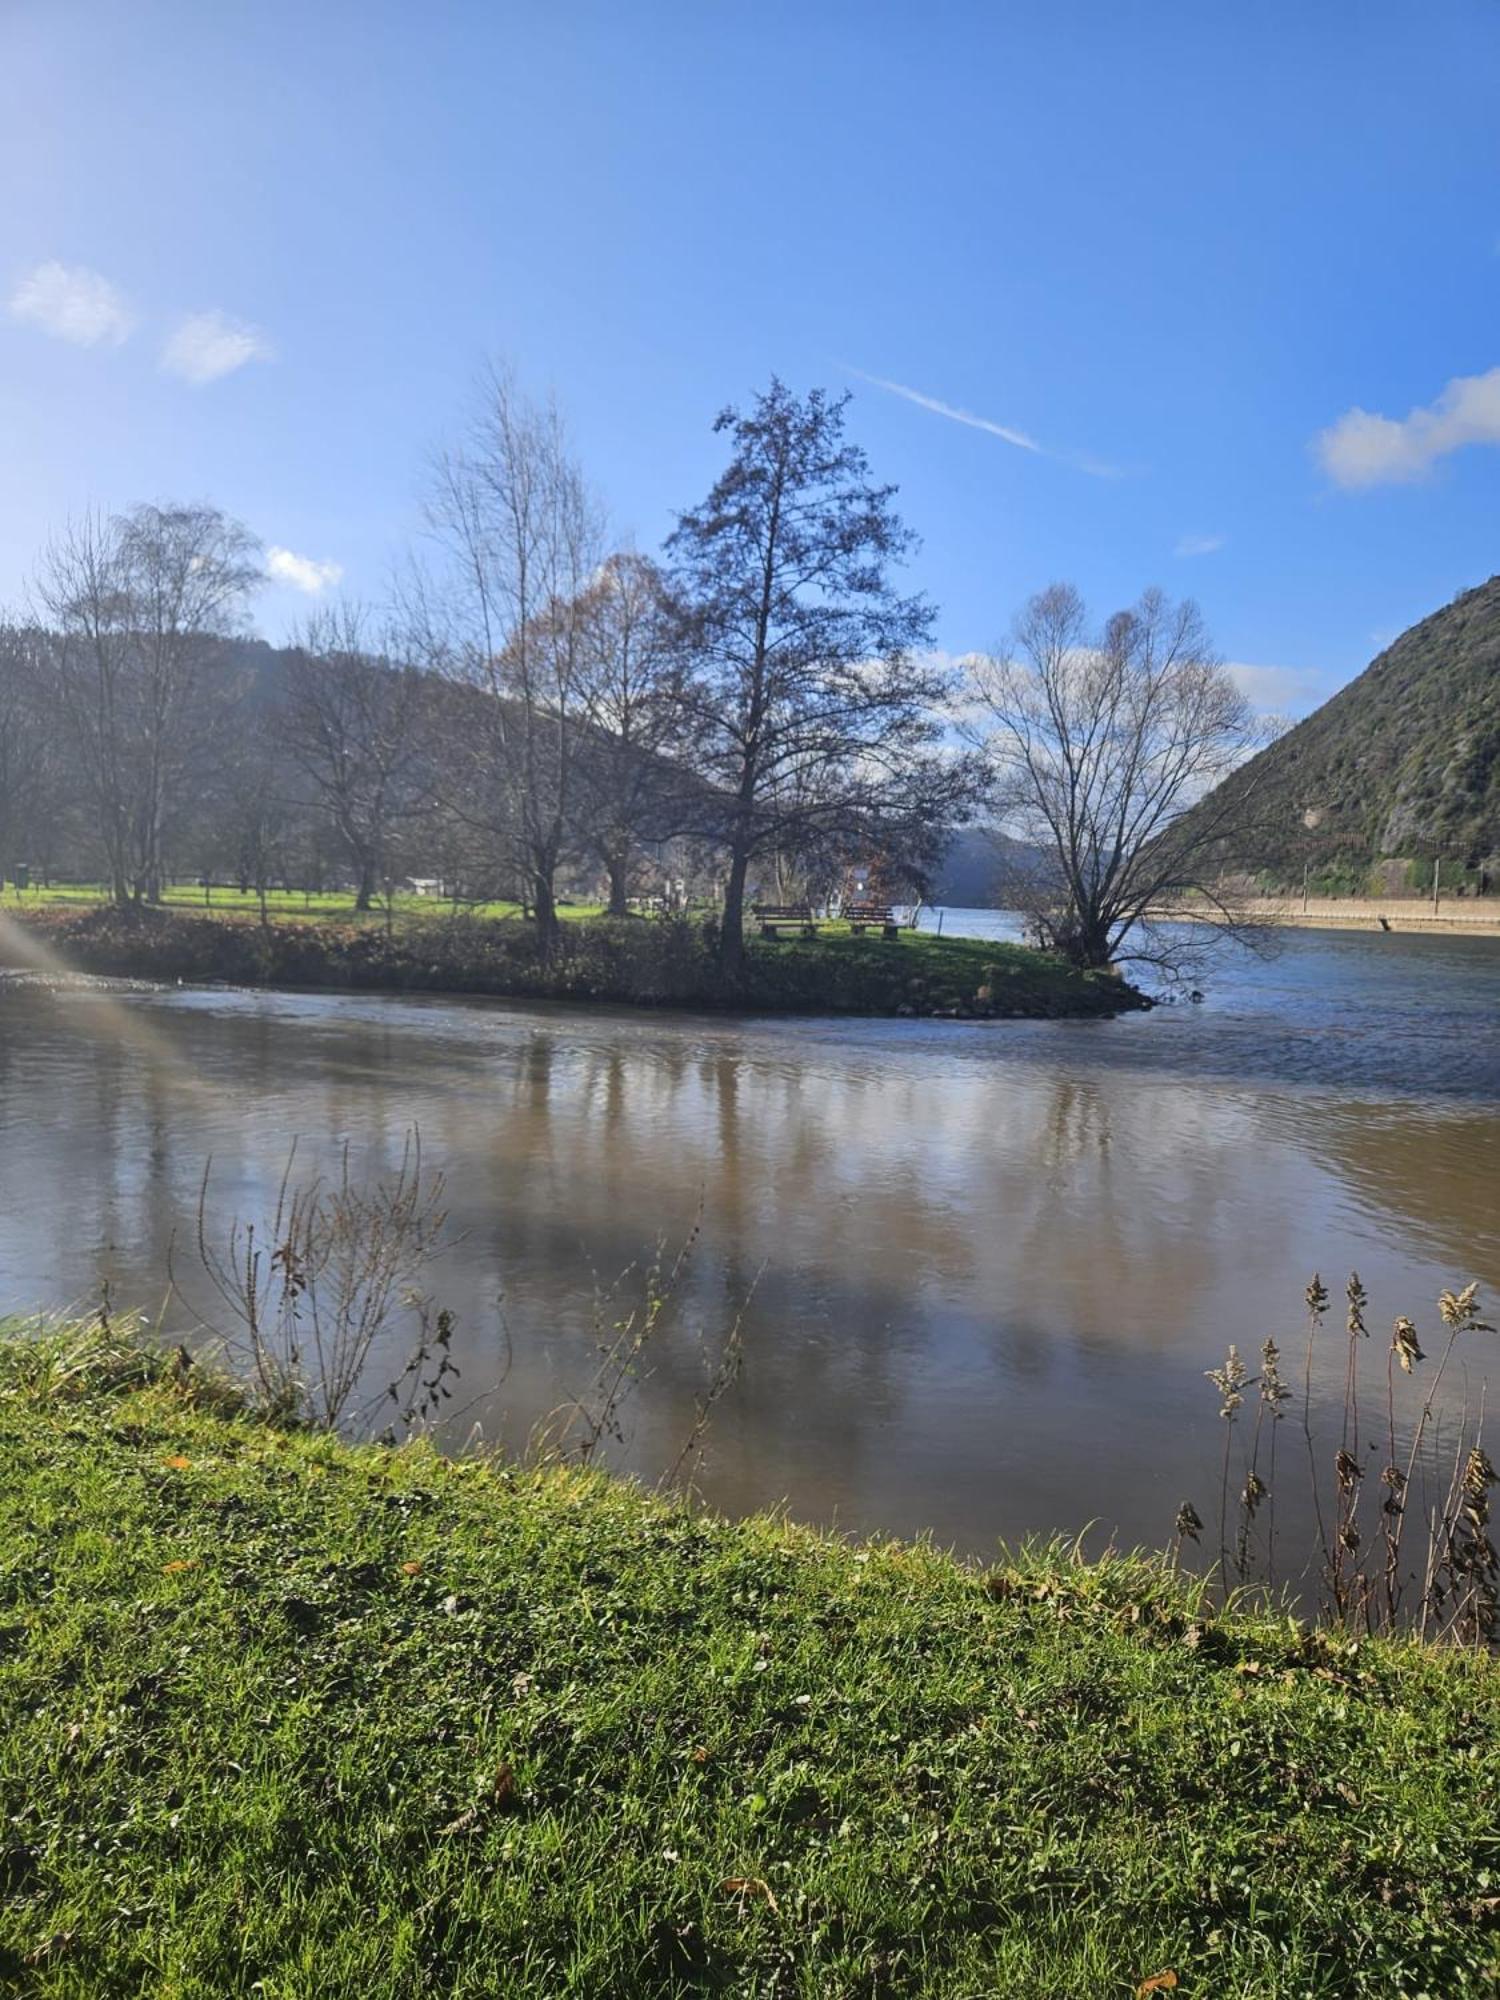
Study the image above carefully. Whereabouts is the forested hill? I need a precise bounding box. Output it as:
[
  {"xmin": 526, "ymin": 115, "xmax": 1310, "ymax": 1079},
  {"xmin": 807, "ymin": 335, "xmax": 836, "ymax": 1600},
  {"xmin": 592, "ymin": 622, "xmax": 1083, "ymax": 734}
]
[
  {"xmin": 1206, "ymin": 574, "xmax": 1500, "ymax": 877},
  {"xmin": 930, "ymin": 828, "xmax": 1046, "ymax": 907}
]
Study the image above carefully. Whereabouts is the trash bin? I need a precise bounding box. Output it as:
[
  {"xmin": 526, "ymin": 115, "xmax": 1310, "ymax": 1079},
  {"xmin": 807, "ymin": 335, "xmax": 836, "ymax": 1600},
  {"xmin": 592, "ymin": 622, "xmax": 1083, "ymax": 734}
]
[{"xmin": 10, "ymin": 864, "xmax": 27, "ymax": 892}]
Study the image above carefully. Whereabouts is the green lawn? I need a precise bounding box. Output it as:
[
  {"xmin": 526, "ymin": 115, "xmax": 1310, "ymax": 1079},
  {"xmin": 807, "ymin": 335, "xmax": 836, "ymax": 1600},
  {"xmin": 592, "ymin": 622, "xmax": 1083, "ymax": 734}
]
[
  {"xmin": 7, "ymin": 883, "xmax": 596, "ymax": 926},
  {"xmin": 11, "ymin": 884, "xmax": 948, "ymax": 942},
  {"xmin": 10, "ymin": 885, "xmax": 985, "ymax": 954},
  {"xmin": 2, "ymin": 1320, "xmax": 1497, "ymax": 1997},
  {"xmin": 14, "ymin": 884, "xmax": 943, "ymax": 938}
]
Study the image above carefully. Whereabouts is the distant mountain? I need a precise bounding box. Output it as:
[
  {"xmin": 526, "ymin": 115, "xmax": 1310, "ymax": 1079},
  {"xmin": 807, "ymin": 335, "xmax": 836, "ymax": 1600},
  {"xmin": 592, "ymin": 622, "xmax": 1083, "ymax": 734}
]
[
  {"xmin": 1201, "ymin": 575, "xmax": 1500, "ymax": 877},
  {"xmin": 930, "ymin": 827, "xmax": 1046, "ymax": 908}
]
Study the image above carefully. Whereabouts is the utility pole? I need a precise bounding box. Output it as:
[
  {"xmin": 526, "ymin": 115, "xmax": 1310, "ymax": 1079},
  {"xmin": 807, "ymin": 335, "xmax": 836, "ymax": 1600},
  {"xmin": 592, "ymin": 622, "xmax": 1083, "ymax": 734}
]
[
  {"xmin": 1432, "ymin": 855, "xmax": 1441, "ymax": 914},
  {"xmin": 1302, "ymin": 860, "xmax": 1310, "ymax": 914}
]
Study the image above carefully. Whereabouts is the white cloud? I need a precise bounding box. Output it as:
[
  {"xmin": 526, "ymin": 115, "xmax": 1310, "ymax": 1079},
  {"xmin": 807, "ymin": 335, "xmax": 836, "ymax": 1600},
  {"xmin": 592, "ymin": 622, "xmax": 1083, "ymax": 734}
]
[
  {"xmin": 1174, "ymin": 532, "xmax": 1226, "ymax": 557},
  {"xmin": 9, "ymin": 260, "xmax": 135, "ymax": 346},
  {"xmin": 161, "ymin": 310, "xmax": 273, "ymax": 384},
  {"xmin": 1315, "ymin": 366, "xmax": 1500, "ymax": 488},
  {"xmin": 266, "ymin": 546, "xmax": 342, "ymax": 595},
  {"xmin": 1223, "ymin": 660, "xmax": 1330, "ymax": 718},
  {"xmin": 847, "ymin": 368, "xmax": 1121, "ymax": 478}
]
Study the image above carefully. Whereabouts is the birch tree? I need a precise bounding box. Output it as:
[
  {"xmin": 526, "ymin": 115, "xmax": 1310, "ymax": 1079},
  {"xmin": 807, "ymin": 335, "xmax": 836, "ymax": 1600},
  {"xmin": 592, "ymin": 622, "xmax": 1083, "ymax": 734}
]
[
  {"xmin": 35, "ymin": 504, "xmax": 260, "ymax": 904},
  {"xmin": 425, "ymin": 365, "xmax": 603, "ymax": 957}
]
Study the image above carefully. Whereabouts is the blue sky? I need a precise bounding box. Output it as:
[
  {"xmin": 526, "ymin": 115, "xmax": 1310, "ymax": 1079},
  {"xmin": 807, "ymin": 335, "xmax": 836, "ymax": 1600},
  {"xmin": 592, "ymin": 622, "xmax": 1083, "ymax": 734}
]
[{"xmin": 3, "ymin": 0, "xmax": 1498, "ymax": 714}]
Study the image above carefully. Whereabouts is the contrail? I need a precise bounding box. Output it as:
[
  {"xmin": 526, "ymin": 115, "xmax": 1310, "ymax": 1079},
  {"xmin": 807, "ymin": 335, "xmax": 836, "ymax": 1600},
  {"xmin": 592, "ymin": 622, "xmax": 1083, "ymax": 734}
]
[{"xmin": 845, "ymin": 367, "xmax": 1121, "ymax": 479}]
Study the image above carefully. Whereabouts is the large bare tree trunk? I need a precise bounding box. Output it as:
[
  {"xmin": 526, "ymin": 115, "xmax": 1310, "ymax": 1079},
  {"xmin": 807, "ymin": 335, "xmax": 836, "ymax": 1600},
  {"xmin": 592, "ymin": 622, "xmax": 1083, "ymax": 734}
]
[
  {"xmin": 532, "ymin": 867, "xmax": 561, "ymax": 961},
  {"xmin": 719, "ymin": 844, "xmax": 750, "ymax": 980},
  {"xmin": 605, "ymin": 849, "xmax": 630, "ymax": 917}
]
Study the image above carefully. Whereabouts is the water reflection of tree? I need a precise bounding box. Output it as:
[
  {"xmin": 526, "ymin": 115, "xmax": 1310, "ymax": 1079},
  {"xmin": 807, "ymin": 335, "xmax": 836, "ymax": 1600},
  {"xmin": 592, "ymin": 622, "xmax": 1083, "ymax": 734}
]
[{"xmin": 1035, "ymin": 1076, "xmax": 1112, "ymax": 1185}]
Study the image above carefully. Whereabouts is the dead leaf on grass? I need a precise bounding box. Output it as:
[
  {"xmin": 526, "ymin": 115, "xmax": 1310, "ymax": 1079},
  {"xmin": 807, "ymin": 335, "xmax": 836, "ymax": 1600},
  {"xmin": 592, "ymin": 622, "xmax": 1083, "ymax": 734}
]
[{"xmin": 720, "ymin": 1877, "xmax": 780, "ymax": 1914}]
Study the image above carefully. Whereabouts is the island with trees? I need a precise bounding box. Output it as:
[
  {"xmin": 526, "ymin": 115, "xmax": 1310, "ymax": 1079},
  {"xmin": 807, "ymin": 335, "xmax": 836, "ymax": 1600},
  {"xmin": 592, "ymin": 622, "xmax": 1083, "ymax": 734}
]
[{"xmin": 0, "ymin": 374, "xmax": 1289, "ymax": 1015}]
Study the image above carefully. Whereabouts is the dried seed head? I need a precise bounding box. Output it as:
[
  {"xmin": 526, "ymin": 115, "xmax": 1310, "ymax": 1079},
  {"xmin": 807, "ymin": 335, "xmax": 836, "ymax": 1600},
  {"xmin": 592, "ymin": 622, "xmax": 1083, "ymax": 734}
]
[
  {"xmin": 1439, "ymin": 1283, "xmax": 1492, "ymax": 1333},
  {"xmin": 1241, "ymin": 1470, "xmax": 1269, "ymax": 1515},
  {"xmin": 1175, "ymin": 1501, "xmax": 1204, "ymax": 1543},
  {"xmin": 1306, "ymin": 1275, "xmax": 1329, "ymax": 1319},
  {"xmin": 1258, "ymin": 1338, "xmax": 1290, "ymax": 1409},
  {"xmin": 1334, "ymin": 1447, "xmax": 1361, "ymax": 1496},
  {"xmin": 1205, "ymin": 1345, "xmax": 1248, "ymax": 1420},
  {"xmin": 1463, "ymin": 1447, "xmax": 1497, "ymax": 1509},
  {"xmin": 1346, "ymin": 1273, "xmax": 1368, "ymax": 1338},
  {"xmin": 1391, "ymin": 1317, "xmax": 1424, "ymax": 1374}
]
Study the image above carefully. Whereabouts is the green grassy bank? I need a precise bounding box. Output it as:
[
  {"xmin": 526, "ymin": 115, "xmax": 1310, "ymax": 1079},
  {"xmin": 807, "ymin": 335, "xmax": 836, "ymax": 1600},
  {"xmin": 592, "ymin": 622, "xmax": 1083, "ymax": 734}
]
[
  {"xmin": 8, "ymin": 906, "xmax": 1146, "ymax": 1019},
  {"xmin": 2, "ymin": 1323, "xmax": 1498, "ymax": 1997}
]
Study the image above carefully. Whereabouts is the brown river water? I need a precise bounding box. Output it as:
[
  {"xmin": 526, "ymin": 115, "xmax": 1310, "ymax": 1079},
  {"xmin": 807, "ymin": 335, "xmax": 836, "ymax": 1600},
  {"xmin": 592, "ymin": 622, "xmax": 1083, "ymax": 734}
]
[{"xmin": 1, "ymin": 913, "xmax": 1497, "ymax": 1558}]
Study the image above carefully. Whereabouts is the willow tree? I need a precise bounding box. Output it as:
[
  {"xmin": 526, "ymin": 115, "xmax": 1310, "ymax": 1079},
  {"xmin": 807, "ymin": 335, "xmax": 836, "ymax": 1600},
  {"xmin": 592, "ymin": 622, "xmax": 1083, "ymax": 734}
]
[
  {"xmin": 964, "ymin": 583, "xmax": 1271, "ymax": 974},
  {"xmin": 668, "ymin": 380, "xmax": 963, "ymax": 976}
]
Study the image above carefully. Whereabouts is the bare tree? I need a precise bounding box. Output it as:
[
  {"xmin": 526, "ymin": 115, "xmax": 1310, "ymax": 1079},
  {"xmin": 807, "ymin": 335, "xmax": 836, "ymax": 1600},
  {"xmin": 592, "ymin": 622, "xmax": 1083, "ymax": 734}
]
[
  {"xmin": 576, "ymin": 551, "xmax": 689, "ymax": 915},
  {"xmin": 963, "ymin": 583, "xmax": 1272, "ymax": 975},
  {"xmin": 32, "ymin": 516, "xmax": 136, "ymax": 904},
  {"xmin": 278, "ymin": 605, "xmax": 435, "ymax": 911},
  {"xmin": 0, "ymin": 624, "xmax": 64, "ymax": 883},
  {"xmin": 668, "ymin": 380, "xmax": 971, "ymax": 977},
  {"xmin": 424, "ymin": 364, "xmax": 603, "ymax": 957},
  {"xmin": 415, "ymin": 682, "xmax": 520, "ymax": 910},
  {"xmin": 217, "ymin": 721, "xmax": 305, "ymax": 925},
  {"xmin": 34, "ymin": 504, "xmax": 261, "ymax": 904}
]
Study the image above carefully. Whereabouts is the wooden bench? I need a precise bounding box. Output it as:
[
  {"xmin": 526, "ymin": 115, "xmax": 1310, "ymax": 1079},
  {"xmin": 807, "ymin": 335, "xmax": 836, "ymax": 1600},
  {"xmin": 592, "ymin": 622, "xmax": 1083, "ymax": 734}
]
[
  {"xmin": 844, "ymin": 902, "xmax": 900, "ymax": 939},
  {"xmin": 752, "ymin": 902, "xmax": 822, "ymax": 938}
]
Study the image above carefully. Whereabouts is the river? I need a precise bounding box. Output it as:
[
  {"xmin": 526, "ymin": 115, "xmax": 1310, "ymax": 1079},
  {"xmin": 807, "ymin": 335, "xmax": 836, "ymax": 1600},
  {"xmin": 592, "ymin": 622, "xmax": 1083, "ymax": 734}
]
[{"xmin": 2, "ymin": 913, "xmax": 1497, "ymax": 1558}]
